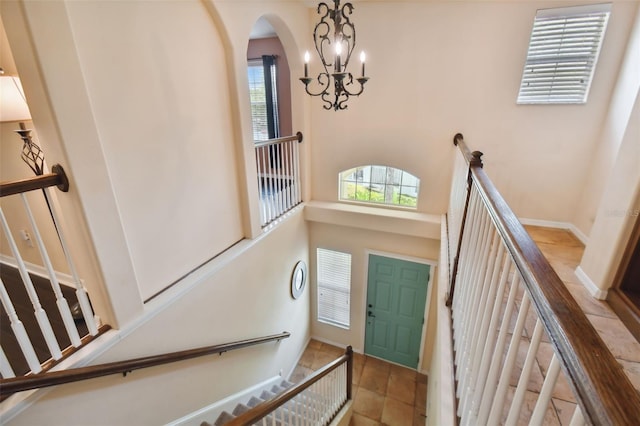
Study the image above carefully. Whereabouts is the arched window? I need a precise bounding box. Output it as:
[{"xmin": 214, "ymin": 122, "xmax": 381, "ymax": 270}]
[{"xmin": 339, "ymin": 165, "xmax": 420, "ymax": 208}]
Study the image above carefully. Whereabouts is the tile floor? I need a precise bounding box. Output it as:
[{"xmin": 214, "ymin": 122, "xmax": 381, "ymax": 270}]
[
  {"xmin": 290, "ymin": 339, "xmax": 427, "ymax": 426},
  {"xmin": 525, "ymin": 225, "xmax": 640, "ymax": 394}
]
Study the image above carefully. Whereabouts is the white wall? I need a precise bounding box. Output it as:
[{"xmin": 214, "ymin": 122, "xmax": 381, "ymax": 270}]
[
  {"xmin": 6, "ymin": 211, "xmax": 311, "ymax": 426},
  {"xmin": 309, "ymin": 1, "xmax": 638, "ymax": 225}
]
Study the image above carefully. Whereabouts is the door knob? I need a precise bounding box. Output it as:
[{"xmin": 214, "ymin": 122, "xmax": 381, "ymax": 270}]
[{"xmin": 368, "ymin": 304, "xmax": 373, "ymax": 308}]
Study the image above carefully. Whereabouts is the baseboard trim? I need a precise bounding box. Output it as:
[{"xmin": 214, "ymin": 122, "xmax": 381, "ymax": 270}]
[
  {"xmin": 575, "ymin": 266, "xmax": 608, "ymax": 300},
  {"xmin": 166, "ymin": 375, "xmax": 282, "ymax": 426},
  {"xmin": 518, "ymin": 218, "xmax": 589, "ymax": 245},
  {"xmin": 0, "ymin": 254, "xmax": 78, "ymax": 289}
]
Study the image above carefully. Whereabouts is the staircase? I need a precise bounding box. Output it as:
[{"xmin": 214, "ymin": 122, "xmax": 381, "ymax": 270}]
[
  {"xmin": 205, "ymin": 380, "xmax": 294, "ymax": 425},
  {"xmin": 200, "ymin": 347, "xmax": 353, "ymax": 426}
]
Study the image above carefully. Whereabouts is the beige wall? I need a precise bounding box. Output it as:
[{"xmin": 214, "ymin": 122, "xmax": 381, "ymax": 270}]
[
  {"xmin": 309, "ymin": 1, "xmax": 638, "ymax": 226},
  {"xmin": 6, "ymin": 211, "xmax": 311, "ymax": 426}
]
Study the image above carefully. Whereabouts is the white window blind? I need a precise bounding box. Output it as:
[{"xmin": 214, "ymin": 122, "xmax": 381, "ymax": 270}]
[
  {"xmin": 317, "ymin": 248, "xmax": 352, "ymax": 329},
  {"xmin": 247, "ymin": 58, "xmax": 279, "ymax": 141},
  {"xmin": 517, "ymin": 3, "xmax": 611, "ymax": 104}
]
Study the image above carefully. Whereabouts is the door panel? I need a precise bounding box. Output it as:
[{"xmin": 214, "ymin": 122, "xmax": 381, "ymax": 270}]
[{"xmin": 364, "ymin": 254, "xmax": 430, "ymax": 369}]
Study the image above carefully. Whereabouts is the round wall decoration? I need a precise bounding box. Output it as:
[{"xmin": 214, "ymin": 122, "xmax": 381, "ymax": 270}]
[{"xmin": 291, "ymin": 261, "xmax": 307, "ymax": 299}]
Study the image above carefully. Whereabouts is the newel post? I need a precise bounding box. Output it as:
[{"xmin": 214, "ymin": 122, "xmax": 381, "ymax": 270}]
[
  {"xmin": 446, "ymin": 134, "xmax": 483, "ymax": 307},
  {"xmin": 346, "ymin": 345, "xmax": 353, "ymax": 400}
]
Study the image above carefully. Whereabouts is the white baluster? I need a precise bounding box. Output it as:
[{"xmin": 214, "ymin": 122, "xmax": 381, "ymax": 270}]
[
  {"xmin": 0, "ymin": 208, "xmax": 61, "ymax": 360},
  {"xmin": 0, "ymin": 277, "xmax": 41, "ymax": 373},
  {"xmin": 568, "ymin": 405, "xmax": 584, "ymax": 426},
  {"xmin": 256, "ymin": 145, "xmax": 266, "ymax": 225},
  {"xmin": 530, "ymin": 353, "xmax": 561, "ymax": 425},
  {"xmin": 43, "ymin": 187, "xmax": 98, "ymax": 335},
  {"xmin": 21, "ymin": 193, "xmax": 81, "ymax": 347},
  {"xmin": 1, "ymin": 343, "xmax": 16, "ymax": 378},
  {"xmin": 505, "ymin": 318, "xmax": 545, "ymax": 426},
  {"xmin": 461, "ymin": 239, "xmax": 506, "ymax": 424},
  {"xmin": 294, "ymin": 139, "xmax": 301, "ymax": 204},
  {"xmin": 474, "ymin": 258, "xmax": 516, "ymax": 423},
  {"xmin": 487, "ymin": 292, "xmax": 531, "ymax": 425}
]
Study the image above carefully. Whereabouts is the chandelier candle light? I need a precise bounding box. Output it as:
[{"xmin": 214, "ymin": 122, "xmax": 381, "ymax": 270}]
[{"xmin": 300, "ymin": 0, "xmax": 369, "ymax": 111}]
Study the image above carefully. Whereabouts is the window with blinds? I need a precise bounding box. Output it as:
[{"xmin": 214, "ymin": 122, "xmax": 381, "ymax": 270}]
[
  {"xmin": 317, "ymin": 248, "xmax": 352, "ymax": 329},
  {"xmin": 248, "ymin": 56, "xmax": 280, "ymax": 141},
  {"xmin": 517, "ymin": 3, "xmax": 611, "ymax": 104}
]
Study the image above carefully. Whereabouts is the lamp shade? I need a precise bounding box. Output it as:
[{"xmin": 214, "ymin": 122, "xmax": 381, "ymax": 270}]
[{"xmin": 0, "ymin": 76, "xmax": 32, "ymax": 123}]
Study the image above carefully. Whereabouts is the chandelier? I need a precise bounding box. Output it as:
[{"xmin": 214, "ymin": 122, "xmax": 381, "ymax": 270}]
[{"xmin": 300, "ymin": 0, "xmax": 369, "ymax": 111}]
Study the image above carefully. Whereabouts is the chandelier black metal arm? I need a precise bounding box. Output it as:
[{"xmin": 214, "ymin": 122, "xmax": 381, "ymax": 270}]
[{"xmin": 300, "ymin": 0, "xmax": 369, "ymax": 111}]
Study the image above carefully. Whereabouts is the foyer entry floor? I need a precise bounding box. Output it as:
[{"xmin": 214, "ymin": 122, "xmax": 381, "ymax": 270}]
[
  {"xmin": 290, "ymin": 339, "xmax": 427, "ymax": 426},
  {"xmin": 525, "ymin": 225, "xmax": 640, "ymax": 395}
]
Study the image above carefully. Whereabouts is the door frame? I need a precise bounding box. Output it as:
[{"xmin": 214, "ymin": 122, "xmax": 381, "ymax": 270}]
[{"xmin": 362, "ymin": 249, "xmax": 437, "ymax": 371}]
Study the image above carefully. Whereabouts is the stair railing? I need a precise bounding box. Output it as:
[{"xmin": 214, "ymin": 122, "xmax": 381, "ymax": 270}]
[
  {"xmin": 255, "ymin": 132, "xmax": 303, "ymax": 228},
  {"xmin": 0, "ymin": 165, "xmax": 100, "ymax": 378},
  {"xmin": 227, "ymin": 346, "xmax": 353, "ymax": 426},
  {"xmin": 0, "ymin": 332, "xmax": 290, "ymax": 396},
  {"xmin": 446, "ymin": 133, "xmax": 640, "ymax": 424}
]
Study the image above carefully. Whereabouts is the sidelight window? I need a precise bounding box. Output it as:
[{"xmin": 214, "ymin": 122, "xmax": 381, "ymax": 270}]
[{"xmin": 317, "ymin": 248, "xmax": 352, "ymax": 329}]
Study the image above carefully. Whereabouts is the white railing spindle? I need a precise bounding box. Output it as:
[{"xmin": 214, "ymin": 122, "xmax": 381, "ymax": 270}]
[
  {"xmin": 0, "ymin": 207, "xmax": 62, "ymax": 360},
  {"xmin": 0, "ymin": 277, "xmax": 42, "ymax": 373},
  {"xmin": 20, "ymin": 193, "xmax": 81, "ymax": 347}
]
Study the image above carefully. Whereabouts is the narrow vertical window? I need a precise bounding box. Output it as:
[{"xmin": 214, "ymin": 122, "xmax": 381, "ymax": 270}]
[
  {"xmin": 517, "ymin": 3, "xmax": 611, "ymax": 104},
  {"xmin": 248, "ymin": 55, "xmax": 280, "ymax": 141},
  {"xmin": 317, "ymin": 248, "xmax": 351, "ymax": 329}
]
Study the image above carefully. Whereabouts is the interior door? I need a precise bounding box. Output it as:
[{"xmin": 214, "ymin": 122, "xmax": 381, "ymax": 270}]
[{"xmin": 364, "ymin": 254, "xmax": 430, "ymax": 369}]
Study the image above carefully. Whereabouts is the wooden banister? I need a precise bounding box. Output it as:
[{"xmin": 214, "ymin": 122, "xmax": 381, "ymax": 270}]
[
  {"xmin": 0, "ymin": 164, "xmax": 69, "ymax": 197},
  {"xmin": 253, "ymin": 131, "xmax": 303, "ymax": 148},
  {"xmin": 227, "ymin": 346, "xmax": 353, "ymax": 426},
  {"xmin": 453, "ymin": 134, "xmax": 640, "ymax": 424},
  {"xmin": 0, "ymin": 332, "xmax": 290, "ymax": 396}
]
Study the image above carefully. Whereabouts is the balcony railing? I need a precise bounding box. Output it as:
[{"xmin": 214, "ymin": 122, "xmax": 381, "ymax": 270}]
[
  {"xmin": 0, "ymin": 165, "xmax": 102, "ymax": 378},
  {"xmin": 255, "ymin": 132, "xmax": 303, "ymax": 228},
  {"xmin": 446, "ymin": 133, "xmax": 640, "ymax": 425}
]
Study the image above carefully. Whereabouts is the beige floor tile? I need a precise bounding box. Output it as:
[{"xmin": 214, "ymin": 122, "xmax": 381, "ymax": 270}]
[
  {"xmin": 552, "ymin": 398, "xmax": 577, "ymax": 426},
  {"xmin": 564, "ymin": 282, "xmax": 617, "ymax": 319},
  {"xmin": 586, "ymin": 314, "xmax": 640, "ymax": 362},
  {"xmin": 387, "ymin": 373, "xmax": 416, "ymax": 405},
  {"xmin": 349, "ymin": 412, "xmax": 381, "ymax": 426},
  {"xmin": 353, "ymin": 387, "xmax": 385, "ymax": 421},
  {"xmin": 360, "ymin": 360, "xmax": 391, "ymax": 395},
  {"xmin": 390, "ymin": 363, "xmax": 418, "ymax": 382},
  {"xmin": 535, "ymin": 342, "xmax": 577, "ymax": 403},
  {"xmin": 501, "ymin": 386, "xmax": 560, "ymax": 425},
  {"xmin": 312, "ymin": 350, "xmax": 339, "ymax": 370},
  {"xmin": 415, "ymin": 382, "xmax": 427, "ymax": 415},
  {"xmin": 298, "ymin": 349, "xmax": 315, "ymax": 368},
  {"xmin": 353, "ymin": 352, "xmax": 366, "ymax": 385},
  {"xmin": 618, "ymin": 358, "xmax": 640, "ymax": 393},
  {"xmin": 413, "ymin": 407, "xmax": 427, "ymax": 426},
  {"xmin": 307, "ymin": 339, "xmax": 323, "ymax": 349},
  {"xmin": 381, "ymin": 397, "xmax": 414, "ymax": 425}
]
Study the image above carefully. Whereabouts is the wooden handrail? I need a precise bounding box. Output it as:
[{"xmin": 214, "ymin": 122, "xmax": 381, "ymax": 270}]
[
  {"xmin": 227, "ymin": 346, "xmax": 353, "ymax": 426},
  {"xmin": 253, "ymin": 131, "xmax": 303, "ymax": 148},
  {"xmin": 0, "ymin": 332, "xmax": 290, "ymax": 396},
  {"xmin": 0, "ymin": 164, "xmax": 69, "ymax": 197},
  {"xmin": 453, "ymin": 134, "xmax": 640, "ymax": 424}
]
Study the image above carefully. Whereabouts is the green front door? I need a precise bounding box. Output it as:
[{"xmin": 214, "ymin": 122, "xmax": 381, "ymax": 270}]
[{"xmin": 364, "ymin": 254, "xmax": 430, "ymax": 369}]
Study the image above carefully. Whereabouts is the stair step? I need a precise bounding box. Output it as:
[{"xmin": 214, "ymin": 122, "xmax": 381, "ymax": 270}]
[
  {"xmin": 213, "ymin": 410, "xmax": 235, "ymax": 426},
  {"xmin": 260, "ymin": 390, "xmax": 276, "ymax": 401},
  {"xmin": 247, "ymin": 396, "xmax": 264, "ymax": 407},
  {"xmin": 232, "ymin": 403, "xmax": 251, "ymax": 416}
]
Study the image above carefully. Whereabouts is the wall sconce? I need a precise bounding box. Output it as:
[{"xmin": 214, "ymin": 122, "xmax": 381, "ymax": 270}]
[
  {"xmin": 0, "ymin": 68, "xmax": 44, "ymax": 176},
  {"xmin": 300, "ymin": 0, "xmax": 369, "ymax": 111}
]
